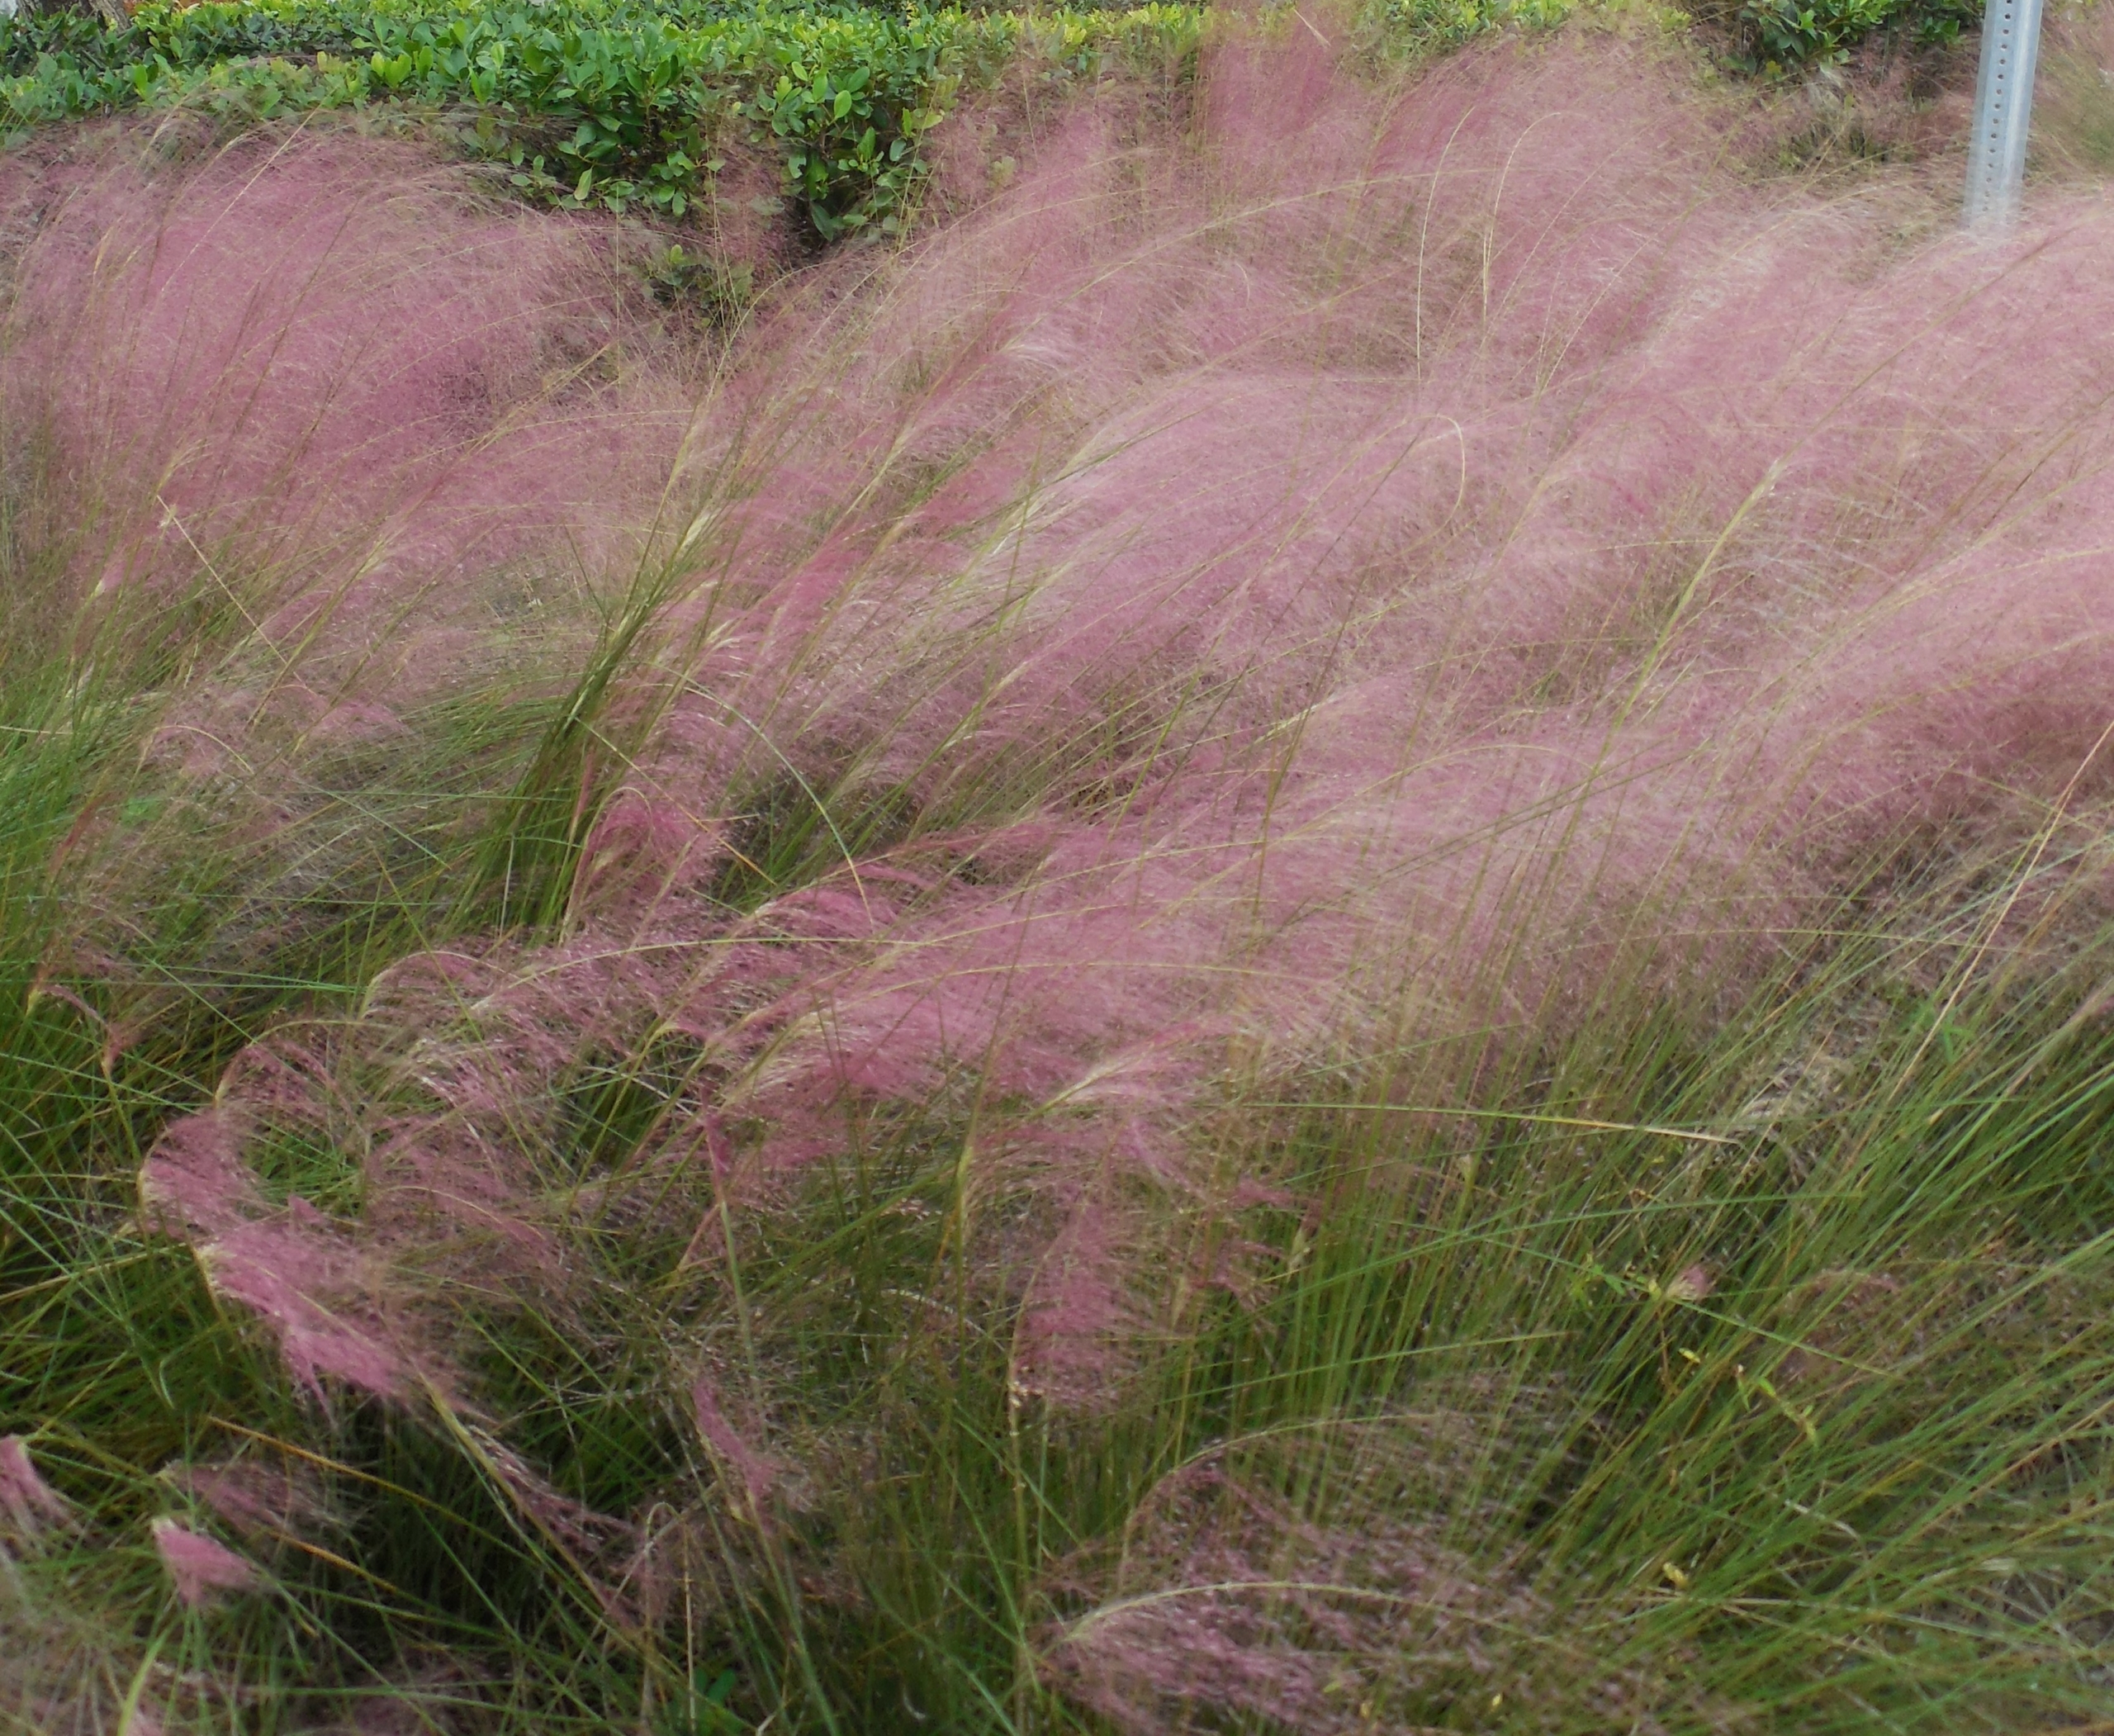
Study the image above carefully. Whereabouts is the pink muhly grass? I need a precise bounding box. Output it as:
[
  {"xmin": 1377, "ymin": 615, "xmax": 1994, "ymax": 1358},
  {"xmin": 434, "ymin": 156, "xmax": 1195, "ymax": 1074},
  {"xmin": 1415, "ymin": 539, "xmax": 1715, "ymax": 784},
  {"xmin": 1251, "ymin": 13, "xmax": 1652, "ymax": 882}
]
[
  {"xmin": 150, "ymin": 1517, "xmax": 258, "ymax": 1608},
  {"xmin": 1036, "ymin": 1440, "xmax": 1512, "ymax": 1734},
  {"xmin": 691, "ymin": 1378, "xmax": 780, "ymax": 1513},
  {"xmin": 0, "ymin": 1436, "xmax": 71, "ymax": 1543},
  {"xmin": 197, "ymin": 1220, "xmax": 412, "ymax": 1403},
  {"xmin": 63, "ymin": 19, "xmax": 2114, "ymax": 1490},
  {"xmin": 140, "ymin": 1111, "xmax": 414, "ymax": 1402},
  {"xmin": 0, "ymin": 123, "xmax": 704, "ymax": 733},
  {"xmin": 1012, "ymin": 1193, "xmax": 1141, "ymax": 1405},
  {"xmin": 1038, "ymin": 1407, "xmax": 1690, "ymax": 1732},
  {"xmin": 173, "ymin": 1459, "xmax": 328, "ymax": 1543},
  {"xmin": 135, "ymin": 1108, "xmax": 263, "ymax": 1242}
]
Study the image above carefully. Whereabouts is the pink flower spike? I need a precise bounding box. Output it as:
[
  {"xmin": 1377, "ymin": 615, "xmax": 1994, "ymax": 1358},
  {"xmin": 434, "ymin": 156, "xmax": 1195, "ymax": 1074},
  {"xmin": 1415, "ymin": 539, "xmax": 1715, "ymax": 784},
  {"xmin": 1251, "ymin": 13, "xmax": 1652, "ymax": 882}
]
[
  {"xmin": 0, "ymin": 1435, "xmax": 70, "ymax": 1539},
  {"xmin": 151, "ymin": 1517, "xmax": 258, "ymax": 1606},
  {"xmin": 691, "ymin": 1378, "xmax": 778, "ymax": 1509}
]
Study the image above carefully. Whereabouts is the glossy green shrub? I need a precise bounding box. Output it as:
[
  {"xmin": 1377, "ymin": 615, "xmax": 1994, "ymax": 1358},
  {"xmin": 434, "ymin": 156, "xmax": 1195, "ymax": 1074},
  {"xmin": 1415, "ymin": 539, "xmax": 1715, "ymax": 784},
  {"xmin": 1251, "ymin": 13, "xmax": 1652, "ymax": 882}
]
[
  {"xmin": 0, "ymin": 0, "xmax": 1203, "ymax": 233},
  {"xmin": 1731, "ymin": 0, "xmax": 1980, "ymax": 72}
]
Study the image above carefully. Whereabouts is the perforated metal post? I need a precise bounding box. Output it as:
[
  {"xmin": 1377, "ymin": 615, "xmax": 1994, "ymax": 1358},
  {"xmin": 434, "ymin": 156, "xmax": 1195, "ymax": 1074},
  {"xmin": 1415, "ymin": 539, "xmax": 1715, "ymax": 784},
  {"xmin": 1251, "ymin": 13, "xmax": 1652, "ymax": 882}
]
[{"xmin": 1965, "ymin": 0, "xmax": 2046, "ymax": 229}]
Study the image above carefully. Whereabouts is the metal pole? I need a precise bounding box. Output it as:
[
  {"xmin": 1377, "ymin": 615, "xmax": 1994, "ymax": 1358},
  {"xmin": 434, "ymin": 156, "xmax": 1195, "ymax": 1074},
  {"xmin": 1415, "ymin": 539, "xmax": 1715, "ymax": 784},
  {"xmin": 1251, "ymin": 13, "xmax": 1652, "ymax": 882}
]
[{"xmin": 1964, "ymin": 0, "xmax": 2046, "ymax": 229}]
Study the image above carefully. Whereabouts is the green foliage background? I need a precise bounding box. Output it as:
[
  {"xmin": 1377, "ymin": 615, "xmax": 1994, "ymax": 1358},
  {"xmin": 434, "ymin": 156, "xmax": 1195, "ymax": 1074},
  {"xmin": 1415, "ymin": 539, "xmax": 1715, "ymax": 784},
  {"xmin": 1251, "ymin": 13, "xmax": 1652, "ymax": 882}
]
[
  {"xmin": 0, "ymin": 0, "xmax": 2003, "ymax": 244},
  {"xmin": 0, "ymin": 0, "xmax": 1202, "ymax": 235}
]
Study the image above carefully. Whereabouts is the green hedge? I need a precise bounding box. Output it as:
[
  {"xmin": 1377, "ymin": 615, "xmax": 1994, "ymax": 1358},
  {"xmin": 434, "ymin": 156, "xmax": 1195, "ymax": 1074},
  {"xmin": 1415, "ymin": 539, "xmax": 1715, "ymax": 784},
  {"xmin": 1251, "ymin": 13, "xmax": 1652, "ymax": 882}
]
[
  {"xmin": 0, "ymin": 0, "xmax": 1202, "ymax": 235},
  {"xmin": 1731, "ymin": 0, "xmax": 1979, "ymax": 73},
  {"xmin": 1359, "ymin": 0, "xmax": 1984, "ymax": 72},
  {"xmin": 0, "ymin": 0, "xmax": 2000, "ymax": 238}
]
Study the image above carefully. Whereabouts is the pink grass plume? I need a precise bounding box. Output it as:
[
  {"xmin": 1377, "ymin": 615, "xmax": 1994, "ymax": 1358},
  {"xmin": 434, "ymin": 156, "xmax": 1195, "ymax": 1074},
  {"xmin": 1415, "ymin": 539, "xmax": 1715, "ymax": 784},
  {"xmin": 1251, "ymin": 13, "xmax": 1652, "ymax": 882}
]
[
  {"xmin": 150, "ymin": 1517, "xmax": 258, "ymax": 1607},
  {"xmin": 0, "ymin": 1436, "xmax": 71, "ymax": 1543}
]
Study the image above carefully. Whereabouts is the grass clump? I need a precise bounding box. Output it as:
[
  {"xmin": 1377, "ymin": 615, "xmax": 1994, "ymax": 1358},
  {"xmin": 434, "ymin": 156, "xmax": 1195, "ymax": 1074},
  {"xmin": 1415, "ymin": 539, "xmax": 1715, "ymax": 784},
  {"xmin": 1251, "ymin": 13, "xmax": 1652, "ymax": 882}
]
[{"xmin": 8, "ymin": 14, "xmax": 2114, "ymax": 1735}]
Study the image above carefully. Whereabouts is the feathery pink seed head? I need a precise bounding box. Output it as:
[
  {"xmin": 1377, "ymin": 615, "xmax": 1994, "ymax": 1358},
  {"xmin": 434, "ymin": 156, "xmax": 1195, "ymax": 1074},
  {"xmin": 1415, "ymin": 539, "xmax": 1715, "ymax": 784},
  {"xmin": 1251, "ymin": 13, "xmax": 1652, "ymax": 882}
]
[
  {"xmin": 0, "ymin": 1436, "xmax": 70, "ymax": 1541},
  {"xmin": 151, "ymin": 1517, "xmax": 257, "ymax": 1607}
]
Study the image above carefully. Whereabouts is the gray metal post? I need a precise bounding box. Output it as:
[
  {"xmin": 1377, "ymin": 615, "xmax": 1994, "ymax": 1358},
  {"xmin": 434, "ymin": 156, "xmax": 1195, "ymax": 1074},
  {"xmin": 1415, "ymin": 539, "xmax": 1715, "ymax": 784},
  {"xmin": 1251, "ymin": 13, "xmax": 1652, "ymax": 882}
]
[{"xmin": 1965, "ymin": 0, "xmax": 2046, "ymax": 229}]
